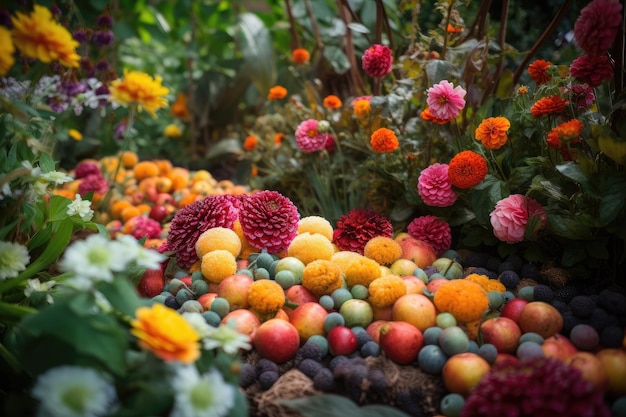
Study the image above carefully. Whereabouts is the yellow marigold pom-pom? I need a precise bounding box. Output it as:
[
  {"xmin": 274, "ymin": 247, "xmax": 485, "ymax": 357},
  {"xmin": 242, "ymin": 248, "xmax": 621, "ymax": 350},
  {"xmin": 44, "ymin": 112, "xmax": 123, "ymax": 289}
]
[
  {"xmin": 248, "ymin": 279, "xmax": 285, "ymax": 315},
  {"xmin": 302, "ymin": 260, "xmax": 344, "ymax": 297},
  {"xmin": 368, "ymin": 275, "xmax": 407, "ymax": 308},
  {"xmin": 287, "ymin": 232, "xmax": 334, "ymax": 265},
  {"xmin": 343, "ymin": 256, "xmax": 382, "ymax": 288},
  {"xmin": 433, "ymin": 279, "xmax": 489, "ymax": 322},
  {"xmin": 331, "ymin": 251, "xmax": 364, "ymax": 272},
  {"xmin": 363, "ymin": 236, "xmax": 402, "ymax": 266},
  {"xmin": 195, "ymin": 227, "xmax": 242, "ymax": 258},
  {"xmin": 201, "ymin": 249, "xmax": 237, "ymax": 284},
  {"xmin": 465, "ymin": 273, "xmax": 506, "ymax": 293},
  {"xmin": 297, "ymin": 216, "xmax": 334, "ymax": 241}
]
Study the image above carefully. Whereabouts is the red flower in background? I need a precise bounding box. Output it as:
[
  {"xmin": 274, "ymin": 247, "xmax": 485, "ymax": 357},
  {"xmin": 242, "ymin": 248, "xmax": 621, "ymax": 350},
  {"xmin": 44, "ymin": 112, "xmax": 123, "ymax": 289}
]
[
  {"xmin": 333, "ymin": 208, "xmax": 393, "ymax": 254},
  {"xmin": 530, "ymin": 95, "xmax": 569, "ymax": 118},
  {"xmin": 361, "ymin": 44, "xmax": 393, "ymax": 78},
  {"xmin": 573, "ymin": 0, "xmax": 622, "ymax": 57},
  {"xmin": 570, "ymin": 54, "xmax": 614, "ymax": 88},
  {"xmin": 528, "ymin": 59, "xmax": 552, "ymax": 85},
  {"xmin": 447, "ymin": 150, "xmax": 488, "ymax": 189},
  {"xmin": 407, "ymin": 215, "xmax": 452, "ymax": 256}
]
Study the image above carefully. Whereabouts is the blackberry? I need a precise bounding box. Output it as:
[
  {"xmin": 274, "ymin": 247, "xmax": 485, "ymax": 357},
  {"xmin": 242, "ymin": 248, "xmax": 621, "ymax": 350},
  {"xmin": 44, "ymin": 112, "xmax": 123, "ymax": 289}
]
[
  {"xmin": 486, "ymin": 256, "xmax": 502, "ymax": 273},
  {"xmin": 332, "ymin": 361, "xmax": 352, "ymax": 379},
  {"xmin": 298, "ymin": 358, "xmax": 323, "ymax": 379},
  {"xmin": 601, "ymin": 325, "xmax": 624, "ymax": 348},
  {"xmin": 346, "ymin": 364, "xmax": 369, "ymax": 388},
  {"xmin": 569, "ymin": 295, "xmax": 596, "ymax": 318},
  {"xmin": 505, "ymin": 254, "xmax": 524, "ymax": 271},
  {"xmin": 368, "ymin": 368, "xmax": 388, "ymax": 392},
  {"xmin": 463, "ymin": 252, "xmax": 490, "ymax": 268},
  {"xmin": 553, "ymin": 285, "xmax": 578, "ymax": 303},
  {"xmin": 356, "ymin": 331, "xmax": 374, "ymax": 348},
  {"xmin": 295, "ymin": 343, "xmax": 323, "ymax": 363},
  {"xmin": 598, "ymin": 289, "xmax": 626, "ymax": 316},
  {"xmin": 395, "ymin": 391, "xmax": 425, "ymax": 417},
  {"xmin": 255, "ymin": 358, "xmax": 279, "ymax": 375},
  {"xmin": 498, "ymin": 270, "xmax": 520, "ymax": 289},
  {"xmin": 520, "ymin": 263, "xmax": 539, "ymax": 279},
  {"xmin": 587, "ymin": 308, "xmax": 609, "ymax": 333},
  {"xmin": 360, "ymin": 341, "xmax": 381, "ymax": 357},
  {"xmin": 238, "ymin": 362, "xmax": 257, "ymax": 388},
  {"xmin": 561, "ymin": 310, "xmax": 581, "ymax": 336},
  {"xmin": 550, "ymin": 300, "xmax": 569, "ymax": 314},
  {"xmin": 164, "ymin": 295, "xmax": 180, "ymax": 310},
  {"xmin": 329, "ymin": 355, "xmax": 349, "ymax": 371},
  {"xmin": 533, "ymin": 284, "xmax": 555, "ymax": 303},
  {"xmin": 313, "ymin": 368, "xmax": 335, "ymax": 392},
  {"xmin": 497, "ymin": 261, "xmax": 516, "ymax": 275},
  {"xmin": 606, "ymin": 314, "xmax": 621, "ymax": 327},
  {"xmin": 258, "ymin": 370, "xmax": 279, "ymax": 390}
]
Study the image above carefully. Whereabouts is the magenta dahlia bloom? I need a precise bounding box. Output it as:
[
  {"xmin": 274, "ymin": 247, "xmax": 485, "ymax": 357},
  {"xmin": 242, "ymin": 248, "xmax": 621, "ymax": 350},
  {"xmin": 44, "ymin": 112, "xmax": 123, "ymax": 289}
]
[
  {"xmin": 361, "ymin": 44, "xmax": 393, "ymax": 78},
  {"xmin": 489, "ymin": 194, "xmax": 547, "ymax": 244},
  {"xmin": 78, "ymin": 173, "xmax": 109, "ymax": 195},
  {"xmin": 567, "ymin": 83, "xmax": 595, "ymax": 110},
  {"xmin": 239, "ymin": 190, "xmax": 300, "ymax": 253},
  {"xmin": 570, "ymin": 54, "xmax": 614, "ymax": 88},
  {"xmin": 426, "ymin": 80, "xmax": 466, "ymax": 120},
  {"xmin": 74, "ymin": 161, "xmax": 101, "ymax": 179},
  {"xmin": 573, "ymin": 0, "xmax": 622, "ymax": 57},
  {"xmin": 417, "ymin": 163, "xmax": 458, "ymax": 207},
  {"xmin": 407, "ymin": 215, "xmax": 451, "ymax": 256},
  {"xmin": 295, "ymin": 119, "xmax": 328, "ymax": 153},
  {"xmin": 462, "ymin": 357, "xmax": 610, "ymax": 417},
  {"xmin": 131, "ymin": 216, "xmax": 162, "ymax": 240},
  {"xmin": 333, "ymin": 208, "xmax": 393, "ymax": 254},
  {"xmin": 167, "ymin": 195, "xmax": 241, "ymax": 269}
]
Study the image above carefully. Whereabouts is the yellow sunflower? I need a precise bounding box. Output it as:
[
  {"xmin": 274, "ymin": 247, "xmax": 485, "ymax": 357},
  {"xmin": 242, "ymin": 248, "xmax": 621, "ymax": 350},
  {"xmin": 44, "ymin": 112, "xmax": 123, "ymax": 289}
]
[
  {"xmin": 0, "ymin": 27, "xmax": 15, "ymax": 76},
  {"xmin": 11, "ymin": 5, "xmax": 80, "ymax": 68},
  {"xmin": 109, "ymin": 69, "xmax": 170, "ymax": 117}
]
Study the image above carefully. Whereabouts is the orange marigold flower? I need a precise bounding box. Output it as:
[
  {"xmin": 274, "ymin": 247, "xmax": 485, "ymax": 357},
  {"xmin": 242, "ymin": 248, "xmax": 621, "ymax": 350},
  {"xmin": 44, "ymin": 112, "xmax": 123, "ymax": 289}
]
[
  {"xmin": 420, "ymin": 107, "xmax": 452, "ymax": 124},
  {"xmin": 243, "ymin": 135, "xmax": 258, "ymax": 151},
  {"xmin": 447, "ymin": 23, "xmax": 464, "ymax": 33},
  {"xmin": 448, "ymin": 150, "xmax": 488, "ymax": 189},
  {"xmin": 528, "ymin": 59, "xmax": 552, "ymax": 85},
  {"xmin": 354, "ymin": 99, "xmax": 371, "ymax": 118},
  {"xmin": 131, "ymin": 303, "xmax": 200, "ymax": 364},
  {"xmin": 475, "ymin": 116, "xmax": 511, "ymax": 149},
  {"xmin": 370, "ymin": 127, "xmax": 399, "ymax": 153},
  {"xmin": 171, "ymin": 92, "xmax": 191, "ymax": 121},
  {"xmin": 251, "ymin": 164, "xmax": 258, "ymax": 176},
  {"xmin": 518, "ymin": 86, "xmax": 529, "ymax": 94},
  {"xmin": 433, "ymin": 279, "xmax": 489, "ymax": 322},
  {"xmin": 267, "ymin": 85, "xmax": 287, "ymax": 100},
  {"xmin": 11, "ymin": 5, "xmax": 80, "ymax": 68},
  {"xmin": 530, "ymin": 95, "xmax": 569, "ymax": 118},
  {"xmin": 292, "ymin": 48, "xmax": 310, "ymax": 64},
  {"xmin": 323, "ymin": 95, "xmax": 342, "ymax": 109},
  {"xmin": 547, "ymin": 119, "xmax": 584, "ymax": 149},
  {"xmin": 109, "ymin": 69, "xmax": 170, "ymax": 118},
  {"xmin": 274, "ymin": 132, "xmax": 284, "ymax": 145}
]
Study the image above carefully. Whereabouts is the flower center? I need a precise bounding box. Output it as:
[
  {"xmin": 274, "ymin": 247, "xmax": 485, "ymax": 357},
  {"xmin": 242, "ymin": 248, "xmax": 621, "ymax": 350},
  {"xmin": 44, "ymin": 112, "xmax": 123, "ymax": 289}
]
[
  {"xmin": 307, "ymin": 129, "xmax": 317, "ymax": 138},
  {"xmin": 189, "ymin": 381, "xmax": 214, "ymax": 410},
  {"xmin": 61, "ymin": 385, "xmax": 89, "ymax": 413},
  {"xmin": 87, "ymin": 246, "xmax": 110, "ymax": 266}
]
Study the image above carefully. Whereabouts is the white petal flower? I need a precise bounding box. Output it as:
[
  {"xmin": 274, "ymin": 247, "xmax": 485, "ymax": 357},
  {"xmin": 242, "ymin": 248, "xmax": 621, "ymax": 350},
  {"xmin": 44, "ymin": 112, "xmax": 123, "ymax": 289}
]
[
  {"xmin": 21, "ymin": 160, "xmax": 42, "ymax": 178},
  {"xmin": 115, "ymin": 234, "xmax": 165, "ymax": 270},
  {"xmin": 67, "ymin": 194, "xmax": 94, "ymax": 222},
  {"xmin": 0, "ymin": 241, "xmax": 30, "ymax": 280},
  {"xmin": 182, "ymin": 312, "xmax": 213, "ymax": 339},
  {"xmin": 41, "ymin": 170, "xmax": 74, "ymax": 185},
  {"xmin": 170, "ymin": 365, "xmax": 235, "ymax": 417},
  {"xmin": 31, "ymin": 365, "xmax": 117, "ymax": 417},
  {"xmin": 32, "ymin": 180, "xmax": 49, "ymax": 196},
  {"xmin": 202, "ymin": 321, "xmax": 252, "ymax": 355}
]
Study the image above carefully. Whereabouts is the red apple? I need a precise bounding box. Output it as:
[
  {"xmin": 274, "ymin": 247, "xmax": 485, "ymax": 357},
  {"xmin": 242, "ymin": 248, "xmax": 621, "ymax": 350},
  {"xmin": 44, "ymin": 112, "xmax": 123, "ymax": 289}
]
[
  {"xmin": 136, "ymin": 268, "xmax": 164, "ymax": 298},
  {"xmin": 596, "ymin": 348, "xmax": 626, "ymax": 397},
  {"xmin": 401, "ymin": 275, "xmax": 426, "ymax": 295},
  {"xmin": 288, "ymin": 302, "xmax": 328, "ymax": 343},
  {"xmin": 564, "ymin": 351, "xmax": 609, "ymax": 391},
  {"xmin": 253, "ymin": 318, "xmax": 300, "ymax": 363},
  {"xmin": 392, "ymin": 293, "xmax": 437, "ymax": 332},
  {"xmin": 479, "ymin": 317, "xmax": 522, "ymax": 354},
  {"xmin": 284, "ymin": 285, "xmax": 318, "ymax": 316},
  {"xmin": 366, "ymin": 320, "xmax": 388, "ymax": 343},
  {"xmin": 197, "ymin": 292, "xmax": 218, "ymax": 311},
  {"xmin": 217, "ymin": 274, "xmax": 254, "ymax": 311},
  {"xmin": 541, "ymin": 334, "xmax": 578, "ymax": 361},
  {"xmin": 155, "ymin": 192, "xmax": 174, "ymax": 205},
  {"xmin": 149, "ymin": 205, "xmax": 168, "ymax": 222},
  {"xmin": 327, "ymin": 325, "xmax": 358, "ymax": 356},
  {"xmin": 426, "ymin": 278, "xmax": 449, "ymax": 294},
  {"xmin": 442, "ymin": 352, "xmax": 491, "ymax": 396},
  {"xmin": 518, "ymin": 301, "xmax": 563, "ymax": 338},
  {"xmin": 494, "ymin": 352, "xmax": 519, "ymax": 365},
  {"xmin": 389, "ymin": 259, "xmax": 419, "ymax": 276},
  {"xmin": 379, "ymin": 321, "xmax": 424, "ymax": 365},
  {"xmin": 500, "ymin": 297, "xmax": 529, "ymax": 323},
  {"xmin": 394, "ymin": 234, "xmax": 437, "ymax": 268},
  {"xmin": 221, "ymin": 309, "xmax": 261, "ymax": 339}
]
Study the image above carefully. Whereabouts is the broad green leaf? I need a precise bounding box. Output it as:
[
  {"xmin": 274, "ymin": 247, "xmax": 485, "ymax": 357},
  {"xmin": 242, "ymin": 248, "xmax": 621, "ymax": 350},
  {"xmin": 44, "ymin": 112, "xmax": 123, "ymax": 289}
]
[
  {"xmin": 562, "ymin": 245, "xmax": 587, "ymax": 267},
  {"xmin": 323, "ymin": 46, "xmax": 351, "ymax": 75},
  {"xmin": 237, "ymin": 12, "xmax": 276, "ymax": 96},
  {"xmin": 204, "ymin": 138, "xmax": 242, "ymax": 160},
  {"xmin": 97, "ymin": 277, "xmax": 151, "ymax": 317},
  {"xmin": 424, "ymin": 59, "xmax": 459, "ymax": 85},
  {"xmin": 281, "ymin": 394, "xmax": 411, "ymax": 417},
  {"xmin": 48, "ymin": 194, "xmax": 72, "ymax": 221},
  {"xmin": 599, "ymin": 174, "xmax": 626, "ymax": 225},
  {"xmin": 555, "ymin": 162, "xmax": 599, "ymax": 198},
  {"xmin": 547, "ymin": 214, "xmax": 593, "ymax": 239},
  {"xmin": 38, "ymin": 153, "xmax": 56, "ymax": 172},
  {"xmin": 347, "ymin": 22, "xmax": 370, "ymax": 33}
]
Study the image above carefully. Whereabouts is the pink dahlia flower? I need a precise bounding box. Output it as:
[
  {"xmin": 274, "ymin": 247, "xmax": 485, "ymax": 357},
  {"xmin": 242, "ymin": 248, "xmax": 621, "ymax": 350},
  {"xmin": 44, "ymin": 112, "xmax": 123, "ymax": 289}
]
[
  {"xmin": 295, "ymin": 119, "xmax": 328, "ymax": 153},
  {"xmin": 417, "ymin": 163, "xmax": 458, "ymax": 207},
  {"xmin": 361, "ymin": 44, "xmax": 393, "ymax": 78},
  {"xmin": 78, "ymin": 173, "xmax": 109, "ymax": 195},
  {"xmin": 407, "ymin": 215, "xmax": 451, "ymax": 256},
  {"xmin": 333, "ymin": 208, "xmax": 393, "ymax": 254},
  {"xmin": 573, "ymin": 0, "xmax": 622, "ymax": 57},
  {"xmin": 426, "ymin": 80, "xmax": 466, "ymax": 120},
  {"xmin": 74, "ymin": 161, "xmax": 101, "ymax": 179},
  {"xmin": 239, "ymin": 190, "xmax": 299, "ymax": 254},
  {"xmin": 489, "ymin": 194, "xmax": 547, "ymax": 244},
  {"xmin": 570, "ymin": 54, "xmax": 614, "ymax": 88},
  {"xmin": 167, "ymin": 195, "xmax": 241, "ymax": 269},
  {"xmin": 130, "ymin": 216, "xmax": 162, "ymax": 240},
  {"xmin": 567, "ymin": 83, "xmax": 595, "ymax": 110}
]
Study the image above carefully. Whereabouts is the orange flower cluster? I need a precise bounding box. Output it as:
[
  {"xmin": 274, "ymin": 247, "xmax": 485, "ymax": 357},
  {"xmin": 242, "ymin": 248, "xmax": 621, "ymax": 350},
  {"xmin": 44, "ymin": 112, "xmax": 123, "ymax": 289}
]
[
  {"xmin": 243, "ymin": 135, "xmax": 258, "ymax": 151},
  {"xmin": 370, "ymin": 127, "xmax": 399, "ymax": 153},
  {"xmin": 475, "ymin": 116, "xmax": 510, "ymax": 149},
  {"xmin": 323, "ymin": 95, "xmax": 343, "ymax": 109},
  {"xmin": 433, "ymin": 279, "xmax": 489, "ymax": 322},
  {"xmin": 547, "ymin": 119, "xmax": 584, "ymax": 149},
  {"xmin": 354, "ymin": 99, "xmax": 371, "ymax": 118},
  {"xmin": 447, "ymin": 23, "xmax": 464, "ymax": 33},
  {"xmin": 291, "ymin": 48, "xmax": 310, "ymax": 64},
  {"xmin": 420, "ymin": 108, "xmax": 452, "ymax": 124},
  {"xmin": 530, "ymin": 95, "xmax": 569, "ymax": 118},
  {"xmin": 171, "ymin": 92, "xmax": 191, "ymax": 121},
  {"xmin": 274, "ymin": 132, "xmax": 284, "ymax": 146},
  {"xmin": 447, "ymin": 150, "xmax": 488, "ymax": 189},
  {"xmin": 528, "ymin": 59, "xmax": 552, "ymax": 85},
  {"xmin": 267, "ymin": 85, "xmax": 287, "ymax": 100}
]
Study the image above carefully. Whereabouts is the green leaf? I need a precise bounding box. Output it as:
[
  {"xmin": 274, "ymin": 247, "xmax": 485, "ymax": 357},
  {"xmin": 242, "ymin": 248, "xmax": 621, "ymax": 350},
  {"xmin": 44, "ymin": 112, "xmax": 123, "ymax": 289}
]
[
  {"xmin": 280, "ymin": 394, "xmax": 411, "ymax": 417},
  {"xmin": 323, "ymin": 46, "xmax": 351, "ymax": 75},
  {"xmin": 555, "ymin": 162, "xmax": 599, "ymax": 198},
  {"xmin": 562, "ymin": 245, "xmax": 586, "ymax": 267},
  {"xmin": 48, "ymin": 194, "xmax": 72, "ymax": 221},
  {"xmin": 38, "ymin": 153, "xmax": 56, "ymax": 173},
  {"xmin": 599, "ymin": 174, "xmax": 626, "ymax": 225},
  {"xmin": 424, "ymin": 57, "xmax": 459, "ymax": 85},
  {"xmin": 96, "ymin": 277, "xmax": 150, "ymax": 317},
  {"xmin": 237, "ymin": 12, "xmax": 276, "ymax": 95},
  {"xmin": 204, "ymin": 138, "xmax": 241, "ymax": 160},
  {"xmin": 547, "ymin": 214, "xmax": 593, "ymax": 239}
]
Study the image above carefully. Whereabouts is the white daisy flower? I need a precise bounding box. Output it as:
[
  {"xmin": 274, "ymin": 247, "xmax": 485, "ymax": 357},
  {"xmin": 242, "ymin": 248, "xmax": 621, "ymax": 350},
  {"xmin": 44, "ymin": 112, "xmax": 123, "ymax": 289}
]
[
  {"xmin": 115, "ymin": 234, "xmax": 165, "ymax": 270},
  {"xmin": 32, "ymin": 365, "xmax": 116, "ymax": 417},
  {"xmin": 21, "ymin": 160, "xmax": 42, "ymax": 178},
  {"xmin": 58, "ymin": 234, "xmax": 133, "ymax": 289},
  {"xmin": 202, "ymin": 321, "xmax": 252, "ymax": 355},
  {"xmin": 24, "ymin": 278, "xmax": 56, "ymax": 305},
  {"xmin": 182, "ymin": 312, "xmax": 213, "ymax": 338},
  {"xmin": 41, "ymin": 170, "xmax": 74, "ymax": 185},
  {"xmin": 32, "ymin": 180, "xmax": 49, "ymax": 196},
  {"xmin": 0, "ymin": 241, "xmax": 30, "ymax": 280},
  {"xmin": 66, "ymin": 194, "xmax": 94, "ymax": 222},
  {"xmin": 170, "ymin": 365, "xmax": 235, "ymax": 417}
]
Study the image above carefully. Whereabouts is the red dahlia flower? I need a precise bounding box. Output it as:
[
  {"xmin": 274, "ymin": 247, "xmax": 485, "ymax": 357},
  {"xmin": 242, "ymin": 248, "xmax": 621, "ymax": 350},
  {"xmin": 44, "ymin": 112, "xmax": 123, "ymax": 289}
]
[
  {"xmin": 573, "ymin": 0, "xmax": 622, "ymax": 57},
  {"xmin": 407, "ymin": 215, "xmax": 451, "ymax": 256},
  {"xmin": 361, "ymin": 44, "xmax": 393, "ymax": 78},
  {"xmin": 333, "ymin": 208, "xmax": 393, "ymax": 254}
]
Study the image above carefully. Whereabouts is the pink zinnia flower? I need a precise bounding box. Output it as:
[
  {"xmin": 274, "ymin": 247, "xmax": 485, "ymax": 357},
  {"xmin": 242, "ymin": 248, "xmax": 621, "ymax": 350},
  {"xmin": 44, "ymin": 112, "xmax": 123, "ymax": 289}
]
[
  {"xmin": 295, "ymin": 119, "xmax": 328, "ymax": 153},
  {"xmin": 74, "ymin": 161, "xmax": 101, "ymax": 179},
  {"xmin": 239, "ymin": 190, "xmax": 300, "ymax": 254},
  {"xmin": 417, "ymin": 163, "xmax": 458, "ymax": 207},
  {"xmin": 78, "ymin": 173, "xmax": 109, "ymax": 195},
  {"xmin": 407, "ymin": 215, "xmax": 451, "ymax": 256},
  {"xmin": 167, "ymin": 195, "xmax": 241, "ymax": 269},
  {"xmin": 573, "ymin": 0, "xmax": 622, "ymax": 57},
  {"xmin": 361, "ymin": 44, "xmax": 393, "ymax": 78},
  {"xmin": 333, "ymin": 208, "xmax": 393, "ymax": 254},
  {"xmin": 570, "ymin": 54, "xmax": 614, "ymax": 88},
  {"xmin": 426, "ymin": 80, "xmax": 466, "ymax": 120},
  {"xmin": 130, "ymin": 215, "xmax": 162, "ymax": 240},
  {"xmin": 489, "ymin": 194, "xmax": 547, "ymax": 244}
]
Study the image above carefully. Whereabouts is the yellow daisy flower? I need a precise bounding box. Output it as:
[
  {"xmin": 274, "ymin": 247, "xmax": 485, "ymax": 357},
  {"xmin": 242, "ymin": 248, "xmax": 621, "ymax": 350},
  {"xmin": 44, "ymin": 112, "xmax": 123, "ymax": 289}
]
[
  {"xmin": 109, "ymin": 69, "xmax": 170, "ymax": 118},
  {"xmin": 68, "ymin": 129, "xmax": 82, "ymax": 141},
  {"xmin": 164, "ymin": 124, "xmax": 182, "ymax": 138},
  {"xmin": 0, "ymin": 27, "xmax": 15, "ymax": 76},
  {"xmin": 11, "ymin": 5, "xmax": 80, "ymax": 68}
]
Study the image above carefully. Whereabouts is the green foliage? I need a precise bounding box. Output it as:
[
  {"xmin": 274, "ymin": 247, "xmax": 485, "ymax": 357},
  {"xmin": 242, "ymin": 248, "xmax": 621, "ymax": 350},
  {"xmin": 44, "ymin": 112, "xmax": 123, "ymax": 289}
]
[{"xmin": 281, "ymin": 394, "xmax": 412, "ymax": 417}]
